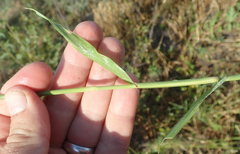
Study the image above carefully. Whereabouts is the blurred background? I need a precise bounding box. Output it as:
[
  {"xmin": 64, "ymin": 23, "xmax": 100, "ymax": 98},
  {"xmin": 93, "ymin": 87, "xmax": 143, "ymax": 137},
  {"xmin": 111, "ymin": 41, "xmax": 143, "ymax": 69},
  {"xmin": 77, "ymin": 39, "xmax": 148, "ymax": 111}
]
[{"xmin": 1, "ymin": 0, "xmax": 240, "ymax": 153}]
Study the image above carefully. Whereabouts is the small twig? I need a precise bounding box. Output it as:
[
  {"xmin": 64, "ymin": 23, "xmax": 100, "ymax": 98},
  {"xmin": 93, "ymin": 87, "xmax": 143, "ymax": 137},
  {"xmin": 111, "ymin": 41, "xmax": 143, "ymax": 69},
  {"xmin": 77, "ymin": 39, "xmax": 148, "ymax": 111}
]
[{"xmin": 149, "ymin": 0, "xmax": 159, "ymax": 40}]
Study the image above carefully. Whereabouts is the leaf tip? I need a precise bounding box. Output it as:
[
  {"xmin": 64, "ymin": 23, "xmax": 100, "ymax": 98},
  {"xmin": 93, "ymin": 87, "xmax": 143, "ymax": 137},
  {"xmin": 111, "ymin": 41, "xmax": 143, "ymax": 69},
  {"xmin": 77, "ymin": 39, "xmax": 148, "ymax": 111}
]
[{"xmin": 25, "ymin": 7, "xmax": 33, "ymax": 11}]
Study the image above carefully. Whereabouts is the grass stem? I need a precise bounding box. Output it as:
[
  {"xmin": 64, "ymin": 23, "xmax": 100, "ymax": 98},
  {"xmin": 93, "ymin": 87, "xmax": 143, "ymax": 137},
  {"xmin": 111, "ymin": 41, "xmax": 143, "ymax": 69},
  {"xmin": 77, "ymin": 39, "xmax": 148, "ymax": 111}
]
[{"xmin": 0, "ymin": 74, "xmax": 240, "ymax": 100}]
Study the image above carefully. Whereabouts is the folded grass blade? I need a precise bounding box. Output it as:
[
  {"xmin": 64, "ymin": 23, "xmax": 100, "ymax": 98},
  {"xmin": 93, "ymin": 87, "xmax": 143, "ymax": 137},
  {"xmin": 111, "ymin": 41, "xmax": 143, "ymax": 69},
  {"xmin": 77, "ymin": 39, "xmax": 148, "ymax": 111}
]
[
  {"xmin": 27, "ymin": 8, "xmax": 134, "ymax": 84},
  {"xmin": 159, "ymin": 77, "xmax": 227, "ymax": 152}
]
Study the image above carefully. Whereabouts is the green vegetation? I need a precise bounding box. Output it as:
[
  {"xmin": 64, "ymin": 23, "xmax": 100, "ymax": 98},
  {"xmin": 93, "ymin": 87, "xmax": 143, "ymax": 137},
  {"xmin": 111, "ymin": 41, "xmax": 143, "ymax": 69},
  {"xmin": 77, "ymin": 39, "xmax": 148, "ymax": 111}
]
[{"xmin": 1, "ymin": 0, "xmax": 240, "ymax": 153}]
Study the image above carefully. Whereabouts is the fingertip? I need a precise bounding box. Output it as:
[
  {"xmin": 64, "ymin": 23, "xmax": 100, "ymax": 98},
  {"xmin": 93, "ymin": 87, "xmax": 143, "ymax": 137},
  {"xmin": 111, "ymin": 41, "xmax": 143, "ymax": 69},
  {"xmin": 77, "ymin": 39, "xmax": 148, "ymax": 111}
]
[
  {"xmin": 98, "ymin": 37, "xmax": 125, "ymax": 66},
  {"xmin": 1, "ymin": 62, "xmax": 53, "ymax": 93},
  {"xmin": 73, "ymin": 21, "xmax": 103, "ymax": 48},
  {"xmin": 5, "ymin": 90, "xmax": 27, "ymax": 116},
  {"xmin": 30, "ymin": 62, "xmax": 53, "ymax": 84},
  {"xmin": 5, "ymin": 85, "xmax": 49, "ymax": 119},
  {"xmin": 34, "ymin": 62, "xmax": 53, "ymax": 78}
]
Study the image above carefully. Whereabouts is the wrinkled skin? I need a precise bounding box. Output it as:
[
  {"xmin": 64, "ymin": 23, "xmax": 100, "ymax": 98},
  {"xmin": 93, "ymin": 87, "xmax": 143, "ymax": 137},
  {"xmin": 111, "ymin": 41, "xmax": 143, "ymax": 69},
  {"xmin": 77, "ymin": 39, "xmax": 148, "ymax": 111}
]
[{"xmin": 0, "ymin": 21, "xmax": 139, "ymax": 154}]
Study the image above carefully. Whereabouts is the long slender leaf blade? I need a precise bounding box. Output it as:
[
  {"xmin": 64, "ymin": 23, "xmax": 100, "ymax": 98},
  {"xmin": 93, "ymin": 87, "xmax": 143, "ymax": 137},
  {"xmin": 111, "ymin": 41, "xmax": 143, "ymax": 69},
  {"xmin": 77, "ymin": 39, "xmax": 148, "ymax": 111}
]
[
  {"xmin": 27, "ymin": 8, "xmax": 134, "ymax": 84},
  {"xmin": 161, "ymin": 77, "xmax": 227, "ymax": 144}
]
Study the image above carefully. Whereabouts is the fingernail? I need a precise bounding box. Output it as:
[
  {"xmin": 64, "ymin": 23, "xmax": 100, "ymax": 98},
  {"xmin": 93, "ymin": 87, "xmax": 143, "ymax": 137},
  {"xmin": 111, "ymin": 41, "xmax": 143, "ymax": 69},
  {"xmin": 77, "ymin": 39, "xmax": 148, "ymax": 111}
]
[{"xmin": 5, "ymin": 91, "xmax": 27, "ymax": 116}]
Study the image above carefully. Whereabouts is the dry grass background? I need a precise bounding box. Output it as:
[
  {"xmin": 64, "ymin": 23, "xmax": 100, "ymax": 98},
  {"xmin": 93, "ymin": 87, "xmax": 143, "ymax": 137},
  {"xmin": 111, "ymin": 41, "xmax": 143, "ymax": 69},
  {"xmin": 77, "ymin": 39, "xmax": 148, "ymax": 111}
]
[
  {"xmin": 92, "ymin": 0, "xmax": 240, "ymax": 153},
  {"xmin": 1, "ymin": 0, "xmax": 240, "ymax": 153}
]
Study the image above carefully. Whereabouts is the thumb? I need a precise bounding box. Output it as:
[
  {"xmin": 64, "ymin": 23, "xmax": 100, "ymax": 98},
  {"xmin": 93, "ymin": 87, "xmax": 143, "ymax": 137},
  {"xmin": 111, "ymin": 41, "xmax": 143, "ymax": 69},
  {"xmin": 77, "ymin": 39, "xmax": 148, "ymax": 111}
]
[{"xmin": 3, "ymin": 86, "xmax": 50, "ymax": 154}]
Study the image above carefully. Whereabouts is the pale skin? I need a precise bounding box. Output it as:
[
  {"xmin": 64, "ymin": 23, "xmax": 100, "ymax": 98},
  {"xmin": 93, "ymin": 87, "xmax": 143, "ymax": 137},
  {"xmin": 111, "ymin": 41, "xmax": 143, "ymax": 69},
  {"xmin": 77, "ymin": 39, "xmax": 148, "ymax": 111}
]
[{"xmin": 0, "ymin": 21, "xmax": 139, "ymax": 154}]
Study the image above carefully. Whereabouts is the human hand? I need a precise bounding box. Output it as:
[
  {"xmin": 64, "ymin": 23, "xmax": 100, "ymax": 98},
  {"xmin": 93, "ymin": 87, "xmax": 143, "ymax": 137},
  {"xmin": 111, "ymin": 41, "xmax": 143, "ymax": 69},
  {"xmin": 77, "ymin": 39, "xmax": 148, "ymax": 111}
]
[{"xmin": 0, "ymin": 21, "xmax": 139, "ymax": 154}]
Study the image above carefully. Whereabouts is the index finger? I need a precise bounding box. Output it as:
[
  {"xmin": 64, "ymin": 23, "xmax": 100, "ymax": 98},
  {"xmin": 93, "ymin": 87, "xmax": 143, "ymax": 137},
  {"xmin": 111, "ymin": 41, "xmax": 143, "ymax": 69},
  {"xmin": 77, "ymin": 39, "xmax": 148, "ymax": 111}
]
[
  {"xmin": 44, "ymin": 21, "xmax": 104, "ymax": 148},
  {"xmin": 0, "ymin": 62, "xmax": 53, "ymax": 116}
]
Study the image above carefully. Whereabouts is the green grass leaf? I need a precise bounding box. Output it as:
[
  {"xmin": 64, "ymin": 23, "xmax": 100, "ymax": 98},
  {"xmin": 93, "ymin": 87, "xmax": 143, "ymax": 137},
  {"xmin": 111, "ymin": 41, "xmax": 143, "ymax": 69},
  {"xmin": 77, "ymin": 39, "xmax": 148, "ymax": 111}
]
[
  {"xmin": 26, "ymin": 8, "xmax": 134, "ymax": 84},
  {"xmin": 159, "ymin": 77, "xmax": 227, "ymax": 151}
]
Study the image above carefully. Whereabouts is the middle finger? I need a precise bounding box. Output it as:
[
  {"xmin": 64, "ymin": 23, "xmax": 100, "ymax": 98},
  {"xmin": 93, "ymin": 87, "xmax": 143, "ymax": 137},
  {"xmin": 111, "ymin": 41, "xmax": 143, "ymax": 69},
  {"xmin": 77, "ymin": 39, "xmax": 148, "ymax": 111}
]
[{"xmin": 67, "ymin": 37, "xmax": 125, "ymax": 148}]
